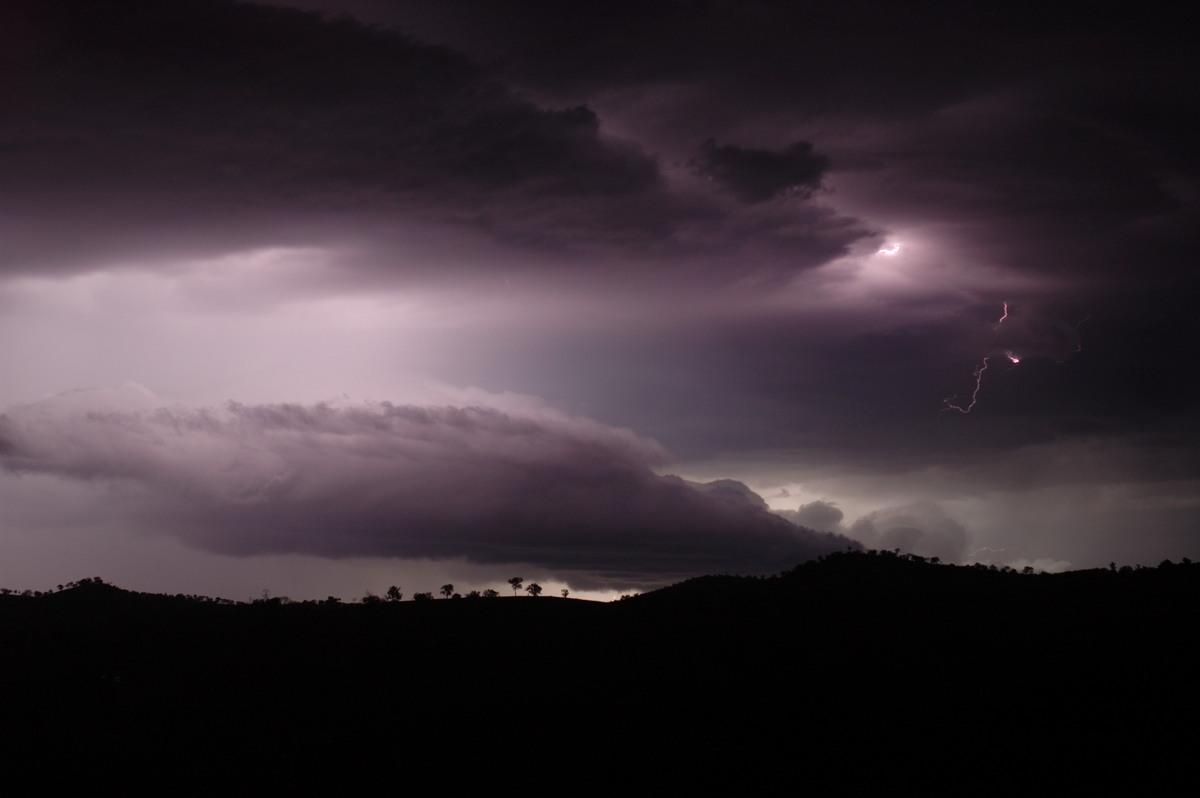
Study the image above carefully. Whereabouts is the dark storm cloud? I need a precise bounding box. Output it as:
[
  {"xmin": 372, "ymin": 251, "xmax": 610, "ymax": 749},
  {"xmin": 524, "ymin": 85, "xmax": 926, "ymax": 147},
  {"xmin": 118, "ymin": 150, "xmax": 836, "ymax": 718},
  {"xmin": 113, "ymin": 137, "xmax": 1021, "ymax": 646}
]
[
  {"xmin": 0, "ymin": 391, "xmax": 853, "ymax": 587},
  {"xmin": 1, "ymin": 0, "xmax": 670, "ymax": 273},
  {"xmin": 5, "ymin": 0, "xmax": 1200, "ymax": 590},
  {"xmin": 362, "ymin": 0, "xmax": 1020, "ymax": 114},
  {"xmin": 685, "ymin": 478, "xmax": 771, "ymax": 510},
  {"xmin": 2, "ymin": 0, "xmax": 862, "ymax": 281},
  {"xmin": 309, "ymin": 0, "xmax": 1200, "ymax": 417},
  {"xmin": 374, "ymin": 1, "xmax": 1199, "ymax": 284},
  {"xmin": 689, "ymin": 139, "xmax": 828, "ymax": 203},
  {"xmin": 497, "ymin": 299, "xmax": 1113, "ymax": 468},
  {"xmin": 830, "ymin": 100, "xmax": 1194, "ymax": 292}
]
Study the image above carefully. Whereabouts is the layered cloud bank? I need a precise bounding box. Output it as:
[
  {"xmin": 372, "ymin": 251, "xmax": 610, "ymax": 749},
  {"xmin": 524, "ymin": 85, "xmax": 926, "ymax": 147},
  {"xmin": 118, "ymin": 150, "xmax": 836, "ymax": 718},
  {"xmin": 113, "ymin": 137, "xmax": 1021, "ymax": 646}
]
[
  {"xmin": 2, "ymin": 0, "xmax": 862, "ymax": 285},
  {"xmin": 0, "ymin": 388, "xmax": 852, "ymax": 588}
]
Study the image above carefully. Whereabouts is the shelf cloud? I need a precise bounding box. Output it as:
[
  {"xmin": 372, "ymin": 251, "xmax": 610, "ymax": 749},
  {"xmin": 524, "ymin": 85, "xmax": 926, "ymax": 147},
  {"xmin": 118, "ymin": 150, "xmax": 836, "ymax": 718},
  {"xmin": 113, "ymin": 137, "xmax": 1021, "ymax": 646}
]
[{"xmin": 1, "ymin": 387, "xmax": 852, "ymax": 589}]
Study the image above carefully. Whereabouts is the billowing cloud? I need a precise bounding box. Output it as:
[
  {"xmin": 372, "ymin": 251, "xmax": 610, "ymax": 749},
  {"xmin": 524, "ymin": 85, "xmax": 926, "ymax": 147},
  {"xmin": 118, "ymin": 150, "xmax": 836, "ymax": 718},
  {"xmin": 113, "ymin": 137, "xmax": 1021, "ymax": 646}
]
[
  {"xmin": 1, "ymin": 0, "xmax": 671, "ymax": 274},
  {"xmin": 848, "ymin": 503, "xmax": 969, "ymax": 564},
  {"xmin": 0, "ymin": 387, "xmax": 853, "ymax": 588},
  {"xmin": 775, "ymin": 498, "xmax": 968, "ymax": 564},
  {"xmin": 777, "ymin": 500, "xmax": 845, "ymax": 533},
  {"xmin": 3, "ymin": 0, "xmax": 868, "ymax": 285}
]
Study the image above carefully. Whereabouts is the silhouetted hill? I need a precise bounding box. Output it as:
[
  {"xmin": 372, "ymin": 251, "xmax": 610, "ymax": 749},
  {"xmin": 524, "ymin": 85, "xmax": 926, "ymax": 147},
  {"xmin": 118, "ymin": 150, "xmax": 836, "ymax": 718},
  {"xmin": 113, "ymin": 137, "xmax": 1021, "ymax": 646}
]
[{"xmin": 2, "ymin": 552, "xmax": 1196, "ymax": 792}]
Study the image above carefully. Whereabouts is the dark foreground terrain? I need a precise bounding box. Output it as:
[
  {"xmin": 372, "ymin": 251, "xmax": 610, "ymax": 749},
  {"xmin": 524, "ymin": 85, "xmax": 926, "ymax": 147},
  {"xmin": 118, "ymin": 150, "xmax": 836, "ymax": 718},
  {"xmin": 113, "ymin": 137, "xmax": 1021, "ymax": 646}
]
[{"xmin": 2, "ymin": 551, "xmax": 1197, "ymax": 792}]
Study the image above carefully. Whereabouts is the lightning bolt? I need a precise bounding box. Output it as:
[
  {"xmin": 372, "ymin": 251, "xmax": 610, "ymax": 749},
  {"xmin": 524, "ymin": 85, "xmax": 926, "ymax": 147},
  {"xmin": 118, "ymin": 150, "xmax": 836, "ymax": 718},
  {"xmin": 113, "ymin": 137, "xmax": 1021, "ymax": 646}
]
[
  {"xmin": 943, "ymin": 356, "xmax": 993, "ymax": 414},
  {"xmin": 943, "ymin": 303, "xmax": 1018, "ymax": 415}
]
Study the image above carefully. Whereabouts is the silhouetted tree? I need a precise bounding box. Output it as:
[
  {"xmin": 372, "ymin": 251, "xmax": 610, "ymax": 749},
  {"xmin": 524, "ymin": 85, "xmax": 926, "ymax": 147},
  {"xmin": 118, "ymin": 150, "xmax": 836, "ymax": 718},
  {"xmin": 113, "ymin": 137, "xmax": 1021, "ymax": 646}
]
[
  {"xmin": 441, "ymin": 584, "xmax": 454, "ymax": 599},
  {"xmin": 526, "ymin": 582, "xmax": 542, "ymax": 597},
  {"xmin": 413, "ymin": 592, "xmax": 433, "ymax": 601},
  {"xmin": 385, "ymin": 585, "xmax": 403, "ymax": 602},
  {"xmin": 482, "ymin": 589, "xmax": 500, "ymax": 599},
  {"xmin": 561, "ymin": 588, "xmax": 569, "ymax": 598},
  {"xmin": 508, "ymin": 577, "xmax": 524, "ymax": 595}
]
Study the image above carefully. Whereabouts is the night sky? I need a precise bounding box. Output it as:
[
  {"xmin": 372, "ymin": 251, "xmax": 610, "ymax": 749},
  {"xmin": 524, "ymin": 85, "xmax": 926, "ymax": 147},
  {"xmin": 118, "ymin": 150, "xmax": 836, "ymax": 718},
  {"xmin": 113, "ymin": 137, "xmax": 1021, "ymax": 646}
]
[{"xmin": 2, "ymin": 0, "xmax": 1198, "ymax": 600}]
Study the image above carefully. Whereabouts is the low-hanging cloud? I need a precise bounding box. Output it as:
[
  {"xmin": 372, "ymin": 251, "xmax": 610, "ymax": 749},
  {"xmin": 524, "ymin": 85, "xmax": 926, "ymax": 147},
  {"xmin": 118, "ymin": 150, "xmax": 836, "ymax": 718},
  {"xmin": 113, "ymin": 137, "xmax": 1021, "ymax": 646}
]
[
  {"xmin": 848, "ymin": 502, "xmax": 969, "ymax": 564},
  {"xmin": 777, "ymin": 500, "xmax": 845, "ymax": 533},
  {"xmin": 0, "ymin": 388, "xmax": 853, "ymax": 588},
  {"xmin": 774, "ymin": 499, "xmax": 969, "ymax": 564}
]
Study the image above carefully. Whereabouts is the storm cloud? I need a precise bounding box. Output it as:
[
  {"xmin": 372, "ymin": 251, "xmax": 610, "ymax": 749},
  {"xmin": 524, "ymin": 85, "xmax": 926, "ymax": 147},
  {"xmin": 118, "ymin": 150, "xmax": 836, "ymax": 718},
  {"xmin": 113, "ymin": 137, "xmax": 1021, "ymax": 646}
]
[
  {"xmin": 2, "ymin": 0, "xmax": 863, "ymax": 282},
  {"xmin": 0, "ymin": 387, "xmax": 852, "ymax": 588},
  {"xmin": 848, "ymin": 503, "xmax": 969, "ymax": 565},
  {"xmin": 2, "ymin": 0, "xmax": 1198, "ymax": 598},
  {"xmin": 689, "ymin": 139, "xmax": 828, "ymax": 204},
  {"xmin": 2, "ymin": 0, "xmax": 669, "ymax": 273}
]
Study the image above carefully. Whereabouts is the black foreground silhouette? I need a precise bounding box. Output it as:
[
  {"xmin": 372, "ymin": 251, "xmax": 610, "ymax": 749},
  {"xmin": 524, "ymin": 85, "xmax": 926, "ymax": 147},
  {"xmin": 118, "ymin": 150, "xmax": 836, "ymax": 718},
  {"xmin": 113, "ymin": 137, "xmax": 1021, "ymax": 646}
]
[{"xmin": 2, "ymin": 551, "xmax": 1195, "ymax": 792}]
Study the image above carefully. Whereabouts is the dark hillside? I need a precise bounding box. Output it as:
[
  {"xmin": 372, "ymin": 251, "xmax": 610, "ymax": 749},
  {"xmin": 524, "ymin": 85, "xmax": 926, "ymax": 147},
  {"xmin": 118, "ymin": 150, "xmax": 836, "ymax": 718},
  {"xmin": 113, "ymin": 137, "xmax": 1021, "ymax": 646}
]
[{"xmin": 2, "ymin": 553, "xmax": 1196, "ymax": 792}]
